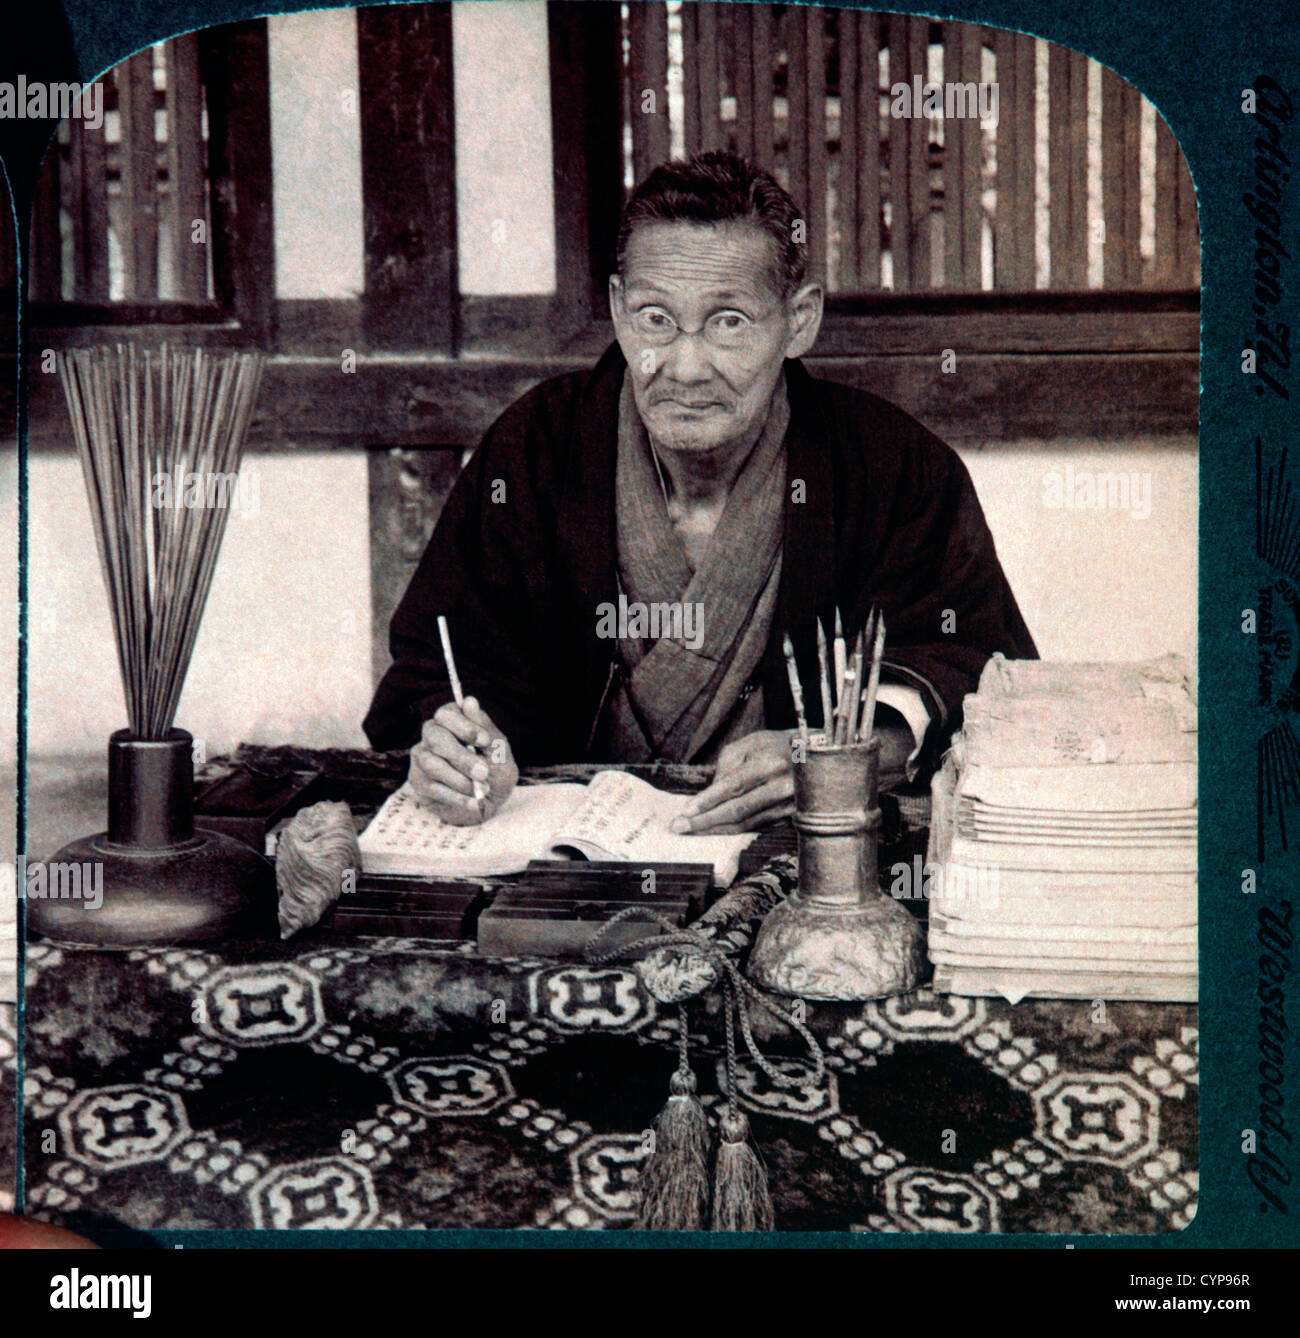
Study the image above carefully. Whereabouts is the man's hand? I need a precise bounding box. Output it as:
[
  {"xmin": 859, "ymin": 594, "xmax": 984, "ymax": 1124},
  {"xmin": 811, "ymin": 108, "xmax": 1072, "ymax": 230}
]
[
  {"xmin": 670, "ymin": 717, "xmax": 916, "ymax": 835},
  {"xmin": 671, "ymin": 731, "xmax": 796, "ymax": 835},
  {"xmin": 408, "ymin": 696, "xmax": 519, "ymax": 825}
]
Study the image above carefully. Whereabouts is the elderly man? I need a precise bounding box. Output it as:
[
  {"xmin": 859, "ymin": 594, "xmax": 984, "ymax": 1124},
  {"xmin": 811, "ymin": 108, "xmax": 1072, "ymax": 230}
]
[{"xmin": 364, "ymin": 152, "xmax": 1036, "ymax": 832}]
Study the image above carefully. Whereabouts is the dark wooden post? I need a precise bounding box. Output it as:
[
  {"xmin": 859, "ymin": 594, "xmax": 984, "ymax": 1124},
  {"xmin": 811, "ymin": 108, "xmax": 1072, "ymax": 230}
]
[
  {"xmin": 357, "ymin": 2, "xmax": 459, "ymax": 353},
  {"xmin": 201, "ymin": 19, "xmax": 275, "ymax": 342},
  {"xmin": 549, "ymin": 0, "xmax": 623, "ymax": 329}
]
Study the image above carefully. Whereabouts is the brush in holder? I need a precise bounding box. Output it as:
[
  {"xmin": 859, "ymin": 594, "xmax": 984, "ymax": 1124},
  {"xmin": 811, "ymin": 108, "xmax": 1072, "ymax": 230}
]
[
  {"xmin": 746, "ymin": 736, "xmax": 924, "ymax": 1000},
  {"xmin": 27, "ymin": 728, "xmax": 277, "ymax": 948}
]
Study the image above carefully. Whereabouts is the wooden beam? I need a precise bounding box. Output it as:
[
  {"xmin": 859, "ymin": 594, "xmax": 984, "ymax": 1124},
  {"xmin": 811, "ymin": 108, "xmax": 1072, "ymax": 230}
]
[
  {"xmin": 357, "ymin": 3, "xmax": 458, "ymax": 353},
  {"xmin": 804, "ymin": 5, "xmax": 828, "ymax": 282},
  {"xmin": 19, "ymin": 334, "xmax": 1198, "ymax": 453}
]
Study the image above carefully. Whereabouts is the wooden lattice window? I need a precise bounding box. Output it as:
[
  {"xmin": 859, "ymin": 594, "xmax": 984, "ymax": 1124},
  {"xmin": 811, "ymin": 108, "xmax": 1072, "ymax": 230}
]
[
  {"xmin": 29, "ymin": 38, "xmax": 211, "ymax": 307},
  {"xmin": 25, "ymin": 21, "xmax": 272, "ymax": 335},
  {"xmin": 622, "ymin": 3, "xmax": 1199, "ymax": 295}
]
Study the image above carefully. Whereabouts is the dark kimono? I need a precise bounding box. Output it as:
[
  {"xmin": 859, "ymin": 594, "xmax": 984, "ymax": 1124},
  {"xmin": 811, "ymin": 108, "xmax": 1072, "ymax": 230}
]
[{"xmin": 364, "ymin": 343, "xmax": 1038, "ymax": 775}]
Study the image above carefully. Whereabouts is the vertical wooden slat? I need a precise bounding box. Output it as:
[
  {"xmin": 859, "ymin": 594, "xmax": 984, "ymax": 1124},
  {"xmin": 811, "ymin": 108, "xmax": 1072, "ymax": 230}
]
[
  {"xmin": 1175, "ymin": 136, "xmax": 1198, "ymax": 287},
  {"xmin": 629, "ymin": 1, "xmax": 669, "ymax": 178},
  {"xmin": 628, "ymin": 2, "xmax": 650, "ymax": 180},
  {"xmin": 1068, "ymin": 49, "xmax": 1087, "ymax": 285},
  {"xmin": 68, "ymin": 116, "xmax": 109, "ymax": 301},
  {"xmin": 29, "ymin": 146, "xmax": 62, "ymax": 303},
  {"xmin": 62, "ymin": 123, "xmax": 84, "ymax": 300},
  {"xmin": 749, "ymin": 2, "xmax": 774, "ymax": 168},
  {"xmin": 1101, "ymin": 65, "xmax": 1141, "ymax": 289},
  {"xmin": 837, "ymin": 9, "xmax": 860, "ymax": 289},
  {"xmin": 681, "ymin": 3, "xmax": 700, "ymax": 155},
  {"xmin": 1153, "ymin": 112, "xmax": 1177, "ymax": 287},
  {"xmin": 697, "ymin": 2, "xmax": 721, "ymax": 152},
  {"xmin": 165, "ymin": 34, "xmax": 208, "ymax": 302},
  {"xmin": 906, "ymin": 15, "xmax": 931, "ymax": 289},
  {"xmin": 1122, "ymin": 75, "xmax": 1141, "ymax": 285},
  {"xmin": 786, "ymin": 4, "xmax": 809, "ymax": 217},
  {"xmin": 993, "ymin": 28, "xmax": 1035, "ymax": 289},
  {"xmin": 1048, "ymin": 41, "xmax": 1086, "ymax": 288},
  {"xmin": 805, "ymin": 6, "xmax": 827, "ymax": 281},
  {"xmin": 732, "ymin": 3, "xmax": 755, "ymax": 161},
  {"xmin": 886, "ymin": 11, "xmax": 906, "ymax": 288},
  {"xmin": 117, "ymin": 49, "xmax": 159, "ymax": 300},
  {"xmin": 645, "ymin": 1, "xmax": 670, "ymax": 168},
  {"xmin": 1157, "ymin": 115, "xmax": 1199, "ymax": 288},
  {"xmin": 856, "ymin": 10, "xmax": 881, "ymax": 288},
  {"xmin": 945, "ymin": 22, "xmax": 983, "ymax": 289},
  {"xmin": 886, "ymin": 12, "xmax": 911, "ymax": 289}
]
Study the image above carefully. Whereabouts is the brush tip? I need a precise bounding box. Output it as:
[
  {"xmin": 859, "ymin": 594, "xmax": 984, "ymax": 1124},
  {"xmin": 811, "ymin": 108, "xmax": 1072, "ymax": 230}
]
[{"xmin": 782, "ymin": 632, "xmax": 795, "ymax": 656}]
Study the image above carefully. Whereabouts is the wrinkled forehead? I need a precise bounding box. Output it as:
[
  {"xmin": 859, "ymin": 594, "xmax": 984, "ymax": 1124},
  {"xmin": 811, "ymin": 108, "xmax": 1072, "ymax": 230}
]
[{"xmin": 619, "ymin": 219, "xmax": 786, "ymax": 304}]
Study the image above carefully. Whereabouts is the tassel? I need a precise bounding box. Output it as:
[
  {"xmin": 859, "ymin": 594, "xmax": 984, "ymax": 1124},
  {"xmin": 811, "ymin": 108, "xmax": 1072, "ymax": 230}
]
[
  {"xmin": 711, "ymin": 1109, "xmax": 773, "ymax": 1231},
  {"xmin": 635, "ymin": 1067, "xmax": 711, "ymax": 1229}
]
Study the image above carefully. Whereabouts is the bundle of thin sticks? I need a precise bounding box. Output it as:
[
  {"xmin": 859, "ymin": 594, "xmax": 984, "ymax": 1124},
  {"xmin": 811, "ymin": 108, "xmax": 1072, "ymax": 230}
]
[
  {"xmin": 782, "ymin": 605, "xmax": 886, "ymax": 748},
  {"xmin": 57, "ymin": 344, "xmax": 265, "ymax": 739}
]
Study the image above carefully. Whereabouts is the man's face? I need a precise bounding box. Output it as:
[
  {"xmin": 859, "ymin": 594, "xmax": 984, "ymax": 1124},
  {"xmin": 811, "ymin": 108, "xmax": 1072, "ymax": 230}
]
[{"xmin": 610, "ymin": 220, "xmax": 822, "ymax": 455}]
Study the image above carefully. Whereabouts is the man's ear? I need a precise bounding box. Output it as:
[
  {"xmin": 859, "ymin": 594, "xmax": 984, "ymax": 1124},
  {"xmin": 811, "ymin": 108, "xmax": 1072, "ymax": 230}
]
[
  {"xmin": 608, "ymin": 275, "xmax": 624, "ymax": 327},
  {"xmin": 783, "ymin": 282, "xmax": 824, "ymax": 360}
]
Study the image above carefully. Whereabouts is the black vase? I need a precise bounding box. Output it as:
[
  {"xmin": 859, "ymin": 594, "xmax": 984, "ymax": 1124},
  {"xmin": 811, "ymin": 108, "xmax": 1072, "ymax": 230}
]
[{"xmin": 27, "ymin": 728, "xmax": 277, "ymax": 948}]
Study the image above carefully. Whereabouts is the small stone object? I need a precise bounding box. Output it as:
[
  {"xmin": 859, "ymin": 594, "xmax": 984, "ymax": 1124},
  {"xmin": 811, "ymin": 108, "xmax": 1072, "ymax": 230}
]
[{"xmin": 275, "ymin": 800, "xmax": 361, "ymax": 939}]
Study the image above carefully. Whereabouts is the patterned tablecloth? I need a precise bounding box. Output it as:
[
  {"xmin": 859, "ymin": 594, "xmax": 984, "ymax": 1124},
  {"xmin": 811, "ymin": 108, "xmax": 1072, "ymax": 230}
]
[{"xmin": 20, "ymin": 928, "xmax": 1197, "ymax": 1235}]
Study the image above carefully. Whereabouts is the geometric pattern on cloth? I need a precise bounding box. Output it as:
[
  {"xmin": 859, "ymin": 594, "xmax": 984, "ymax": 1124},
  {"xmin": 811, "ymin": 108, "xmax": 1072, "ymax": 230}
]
[{"xmin": 21, "ymin": 941, "xmax": 1197, "ymax": 1235}]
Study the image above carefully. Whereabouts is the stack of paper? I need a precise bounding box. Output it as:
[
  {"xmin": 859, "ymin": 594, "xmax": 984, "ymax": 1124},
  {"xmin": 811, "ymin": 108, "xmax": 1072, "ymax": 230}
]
[{"xmin": 926, "ymin": 654, "xmax": 1197, "ymax": 1003}]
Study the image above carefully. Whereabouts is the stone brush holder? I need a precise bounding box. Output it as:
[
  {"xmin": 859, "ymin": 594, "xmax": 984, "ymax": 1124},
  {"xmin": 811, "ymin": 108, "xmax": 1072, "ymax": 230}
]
[
  {"xmin": 746, "ymin": 736, "xmax": 924, "ymax": 1000},
  {"xmin": 27, "ymin": 728, "xmax": 277, "ymax": 948}
]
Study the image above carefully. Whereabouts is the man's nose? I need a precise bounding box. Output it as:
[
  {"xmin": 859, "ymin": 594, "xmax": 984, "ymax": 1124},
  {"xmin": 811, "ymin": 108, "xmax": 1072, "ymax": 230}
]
[{"xmin": 658, "ymin": 329, "xmax": 714, "ymax": 383}]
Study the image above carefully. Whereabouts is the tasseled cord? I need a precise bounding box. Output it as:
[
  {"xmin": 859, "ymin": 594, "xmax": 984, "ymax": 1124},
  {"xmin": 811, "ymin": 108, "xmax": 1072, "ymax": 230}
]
[
  {"xmin": 587, "ymin": 907, "xmax": 823, "ymax": 1234},
  {"xmin": 711, "ymin": 977, "xmax": 774, "ymax": 1231},
  {"xmin": 635, "ymin": 1011, "xmax": 710, "ymax": 1230}
]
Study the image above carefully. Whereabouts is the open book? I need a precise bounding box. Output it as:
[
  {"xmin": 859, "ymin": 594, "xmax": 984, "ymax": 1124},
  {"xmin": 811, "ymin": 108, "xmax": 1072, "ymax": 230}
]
[{"xmin": 358, "ymin": 769, "xmax": 758, "ymax": 886}]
